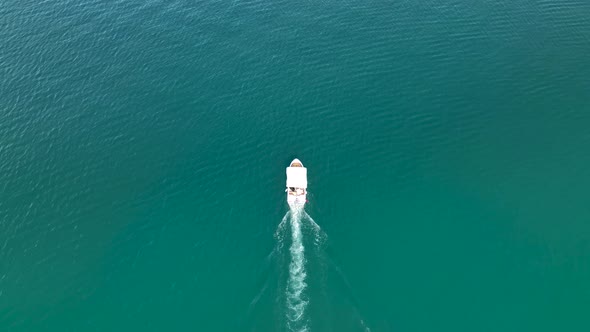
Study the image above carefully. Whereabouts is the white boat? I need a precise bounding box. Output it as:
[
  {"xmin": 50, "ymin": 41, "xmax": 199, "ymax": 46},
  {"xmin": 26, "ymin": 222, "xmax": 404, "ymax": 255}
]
[{"xmin": 286, "ymin": 158, "xmax": 307, "ymax": 207}]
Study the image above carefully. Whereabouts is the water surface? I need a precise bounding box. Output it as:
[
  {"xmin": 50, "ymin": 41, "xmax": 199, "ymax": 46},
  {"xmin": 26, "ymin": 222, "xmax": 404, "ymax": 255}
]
[{"xmin": 1, "ymin": 0, "xmax": 589, "ymax": 331}]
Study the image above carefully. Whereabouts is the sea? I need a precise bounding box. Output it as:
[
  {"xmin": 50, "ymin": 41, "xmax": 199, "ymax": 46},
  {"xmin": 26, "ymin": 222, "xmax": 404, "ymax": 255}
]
[{"xmin": 1, "ymin": 0, "xmax": 589, "ymax": 331}]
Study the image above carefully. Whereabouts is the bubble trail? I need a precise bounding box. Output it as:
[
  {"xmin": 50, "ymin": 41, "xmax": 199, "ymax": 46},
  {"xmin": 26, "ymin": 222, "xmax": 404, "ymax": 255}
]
[{"xmin": 286, "ymin": 207, "xmax": 308, "ymax": 332}]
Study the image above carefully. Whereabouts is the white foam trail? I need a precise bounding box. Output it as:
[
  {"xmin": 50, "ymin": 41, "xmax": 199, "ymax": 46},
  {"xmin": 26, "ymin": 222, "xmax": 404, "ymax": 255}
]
[
  {"xmin": 274, "ymin": 212, "xmax": 290, "ymax": 250},
  {"xmin": 303, "ymin": 210, "xmax": 321, "ymax": 232},
  {"xmin": 300, "ymin": 211, "xmax": 371, "ymax": 331},
  {"xmin": 286, "ymin": 207, "xmax": 308, "ymax": 332},
  {"xmin": 360, "ymin": 319, "xmax": 372, "ymax": 332},
  {"xmin": 303, "ymin": 211, "xmax": 326, "ymax": 248}
]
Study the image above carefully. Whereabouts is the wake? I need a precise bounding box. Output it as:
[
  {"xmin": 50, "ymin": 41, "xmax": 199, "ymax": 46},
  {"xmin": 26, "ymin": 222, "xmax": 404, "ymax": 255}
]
[
  {"xmin": 272, "ymin": 208, "xmax": 371, "ymax": 332},
  {"xmin": 286, "ymin": 206, "xmax": 308, "ymax": 332},
  {"xmin": 293, "ymin": 210, "xmax": 372, "ymax": 332}
]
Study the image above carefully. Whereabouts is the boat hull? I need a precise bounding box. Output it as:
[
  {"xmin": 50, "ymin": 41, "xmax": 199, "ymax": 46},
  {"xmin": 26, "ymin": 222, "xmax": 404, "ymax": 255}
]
[{"xmin": 286, "ymin": 158, "xmax": 307, "ymax": 207}]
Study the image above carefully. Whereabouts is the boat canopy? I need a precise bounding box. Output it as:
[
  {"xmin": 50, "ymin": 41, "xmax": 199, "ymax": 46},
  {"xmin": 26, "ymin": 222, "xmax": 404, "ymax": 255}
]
[{"xmin": 286, "ymin": 167, "xmax": 307, "ymax": 188}]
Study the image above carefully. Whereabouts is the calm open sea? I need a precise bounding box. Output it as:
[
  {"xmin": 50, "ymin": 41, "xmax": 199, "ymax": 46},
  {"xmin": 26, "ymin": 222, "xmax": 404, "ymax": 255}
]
[{"xmin": 1, "ymin": 0, "xmax": 589, "ymax": 331}]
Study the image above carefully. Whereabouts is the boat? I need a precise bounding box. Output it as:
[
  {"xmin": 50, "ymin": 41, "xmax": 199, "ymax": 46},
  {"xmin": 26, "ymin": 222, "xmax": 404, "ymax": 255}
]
[{"xmin": 286, "ymin": 158, "xmax": 307, "ymax": 207}]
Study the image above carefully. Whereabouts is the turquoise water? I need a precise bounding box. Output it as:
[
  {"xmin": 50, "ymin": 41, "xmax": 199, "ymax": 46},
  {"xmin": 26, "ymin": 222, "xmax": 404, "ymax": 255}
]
[{"xmin": 1, "ymin": 0, "xmax": 590, "ymax": 331}]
